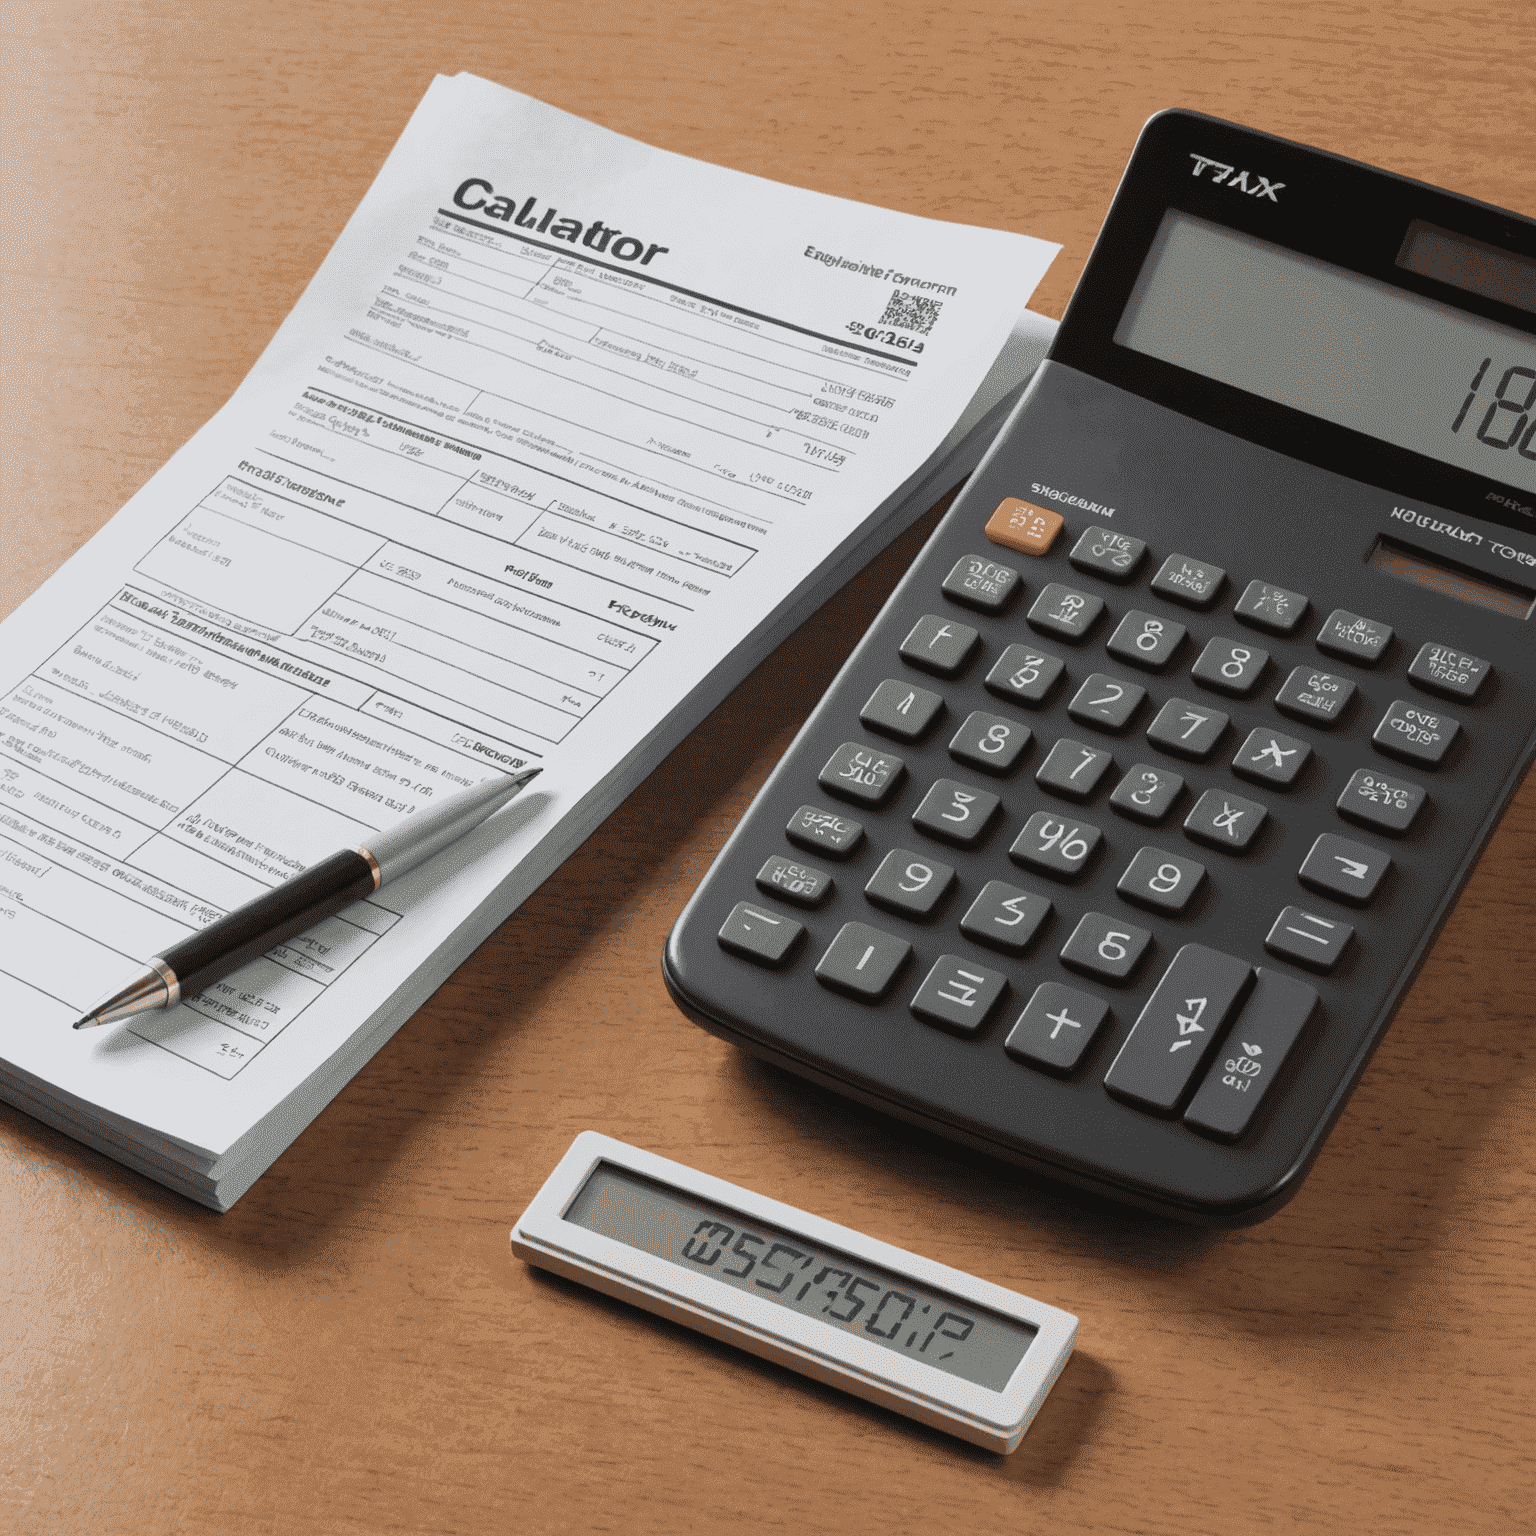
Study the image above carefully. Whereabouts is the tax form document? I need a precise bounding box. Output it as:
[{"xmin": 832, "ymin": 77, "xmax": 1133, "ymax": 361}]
[{"xmin": 0, "ymin": 73, "xmax": 1058, "ymax": 1207}]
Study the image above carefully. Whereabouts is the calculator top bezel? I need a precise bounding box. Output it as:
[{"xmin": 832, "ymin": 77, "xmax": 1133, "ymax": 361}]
[{"xmin": 1049, "ymin": 109, "xmax": 1536, "ymax": 532}]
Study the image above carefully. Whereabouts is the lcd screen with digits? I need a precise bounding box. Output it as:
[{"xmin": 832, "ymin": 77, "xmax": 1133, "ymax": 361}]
[
  {"xmin": 562, "ymin": 1163, "xmax": 1037, "ymax": 1391},
  {"xmin": 1116, "ymin": 211, "xmax": 1536, "ymax": 492}
]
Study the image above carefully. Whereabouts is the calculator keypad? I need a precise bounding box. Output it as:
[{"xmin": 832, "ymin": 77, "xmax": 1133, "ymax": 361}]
[{"xmin": 706, "ymin": 448, "xmax": 1512, "ymax": 1178}]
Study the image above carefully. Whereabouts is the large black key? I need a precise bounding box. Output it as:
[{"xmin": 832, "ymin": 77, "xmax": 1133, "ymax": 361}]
[
  {"xmin": 1102, "ymin": 944, "xmax": 1252, "ymax": 1113},
  {"xmin": 1184, "ymin": 969, "xmax": 1319, "ymax": 1141}
]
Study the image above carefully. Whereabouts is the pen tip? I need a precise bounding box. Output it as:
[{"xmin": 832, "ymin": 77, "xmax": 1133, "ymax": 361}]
[{"xmin": 72, "ymin": 1013, "xmax": 101, "ymax": 1030}]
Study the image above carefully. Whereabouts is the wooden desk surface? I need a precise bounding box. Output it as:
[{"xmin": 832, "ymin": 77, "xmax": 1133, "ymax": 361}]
[{"xmin": 3, "ymin": 3, "xmax": 1533, "ymax": 1531}]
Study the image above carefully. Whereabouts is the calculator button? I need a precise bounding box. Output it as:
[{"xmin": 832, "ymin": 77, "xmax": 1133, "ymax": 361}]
[
  {"xmin": 1191, "ymin": 637, "xmax": 1269, "ymax": 697},
  {"xmin": 1036, "ymin": 737, "xmax": 1114, "ymax": 799},
  {"xmin": 941, "ymin": 553, "xmax": 1021, "ymax": 612},
  {"xmin": 949, "ymin": 711, "xmax": 1031, "ymax": 775},
  {"xmin": 1182, "ymin": 788, "xmax": 1267, "ymax": 852},
  {"xmin": 984, "ymin": 497, "xmax": 1064, "ymax": 556},
  {"xmin": 1234, "ymin": 579, "xmax": 1308, "ymax": 635},
  {"xmin": 1102, "ymin": 944, "xmax": 1252, "ymax": 1112},
  {"xmin": 910, "ymin": 956, "xmax": 1008, "ymax": 1035},
  {"xmin": 718, "ymin": 901, "xmax": 805, "ymax": 966},
  {"xmin": 959, "ymin": 881, "xmax": 1053, "ymax": 954},
  {"xmin": 1068, "ymin": 525, "xmax": 1147, "ymax": 583},
  {"xmin": 786, "ymin": 804, "xmax": 864, "ymax": 859},
  {"xmin": 819, "ymin": 742, "xmax": 905, "ymax": 806},
  {"xmin": 815, "ymin": 922, "xmax": 912, "ymax": 999},
  {"xmin": 1184, "ymin": 969, "xmax": 1318, "ymax": 1141},
  {"xmin": 1146, "ymin": 698, "xmax": 1229, "ymax": 760},
  {"xmin": 1150, "ymin": 553, "xmax": 1226, "ymax": 609},
  {"xmin": 1274, "ymin": 665, "xmax": 1355, "ymax": 727},
  {"xmin": 1336, "ymin": 768, "xmax": 1426, "ymax": 835},
  {"xmin": 1027, "ymin": 582, "xmax": 1105, "ymax": 642},
  {"xmin": 984, "ymin": 643, "xmax": 1066, "ymax": 707},
  {"xmin": 1010, "ymin": 811, "xmax": 1103, "ymax": 879},
  {"xmin": 1060, "ymin": 912, "xmax": 1153, "ymax": 983},
  {"xmin": 1297, "ymin": 833, "xmax": 1391, "ymax": 906},
  {"xmin": 864, "ymin": 848, "xmax": 955, "ymax": 916},
  {"xmin": 1408, "ymin": 641, "xmax": 1491, "ymax": 701},
  {"xmin": 899, "ymin": 614, "xmax": 979, "ymax": 676},
  {"xmin": 1264, "ymin": 905, "xmax": 1354, "ymax": 971},
  {"xmin": 1372, "ymin": 699, "xmax": 1460, "ymax": 767},
  {"xmin": 1316, "ymin": 608, "xmax": 1393, "ymax": 667},
  {"xmin": 1106, "ymin": 610, "xmax": 1186, "ymax": 671},
  {"xmin": 1068, "ymin": 672, "xmax": 1147, "ymax": 732},
  {"xmin": 1005, "ymin": 983, "xmax": 1111, "ymax": 1074},
  {"xmin": 911, "ymin": 778, "xmax": 1001, "ymax": 847},
  {"xmin": 859, "ymin": 679, "xmax": 944, "ymax": 741},
  {"xmin": 1109, "ymin": 764, "xmax": 1185, "ymax": 824},
  {"xmin": 755, "ymin": 855, "xmax": 833, "ymax": 907},
  {"xmin": 1232, "ymin": 727, "xmax": 1311, "ymax": 788},
  {"xmin": 1116, "ymin": 847, "xmax": 1206, "ymax": 913}
]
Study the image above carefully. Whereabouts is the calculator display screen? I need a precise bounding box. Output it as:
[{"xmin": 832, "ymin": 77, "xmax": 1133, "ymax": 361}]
[
  {"xmin": 1116, "ymin": 211, "xmax": 1536, "ymax": 494},
  {"xmin": 563, "ymin": 1163, "xmax": 1037, "ymax": 1390}
]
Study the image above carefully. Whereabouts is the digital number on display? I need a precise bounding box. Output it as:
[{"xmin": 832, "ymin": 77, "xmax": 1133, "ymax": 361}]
[{"xmin": 562, "ymin": 1164, "xmax": 1035, "ymax": 1391}]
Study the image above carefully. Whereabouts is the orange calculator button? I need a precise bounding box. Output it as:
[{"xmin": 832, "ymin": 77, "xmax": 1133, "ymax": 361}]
[{"xmin": 985, "ymin": 498, "xmax": 1064, "ymax": 556}]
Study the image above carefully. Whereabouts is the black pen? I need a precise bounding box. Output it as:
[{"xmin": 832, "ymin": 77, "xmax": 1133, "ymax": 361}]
[{"xmin": 73, "ymin": 767, "xmax": 542, "ymax": 1029}]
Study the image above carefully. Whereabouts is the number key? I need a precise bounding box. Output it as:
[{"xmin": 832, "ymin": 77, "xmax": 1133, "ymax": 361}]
[
  {"xmin": 984, "ymin": 642, "xmax": 1066, "ymax": 706},
  {"xmin": 1036, "ymin": 737, "xmax": 1114, "ymax": 798},
  {"xmin": 948, "ymin": 710, "xmax": 1031, "ymax": 774},
  {"xmin": 1147, "ymin": 698, "xmax": 1229, "ymax": 760},
  {"xmin": 1191, "ymin": 637, "xmax": 1269, "ymax": 697},
  {"xmin": 959, "ymin": 881, "xmax": 1053, "ymax": 954},
  {"xmin": 864, "ymin": 848, "xmax": 955, "ymax": 916},
  {"xmin": 1109, "ymin": 763, "xmax": 1185, "ymax": 824},
  {"xmin": 911, "ymin": 778, "xmax": 1001, "ymax": 847},
  {"xmin": 1117, "ymin": 847, "xmax": 1206, "ymax": 913},
  {"xmin": 1068, "ymin": 672, "xmax": 1147, "ymax": 731},
  {"xmin": 859, "ymin": 678, "xmax": 944, "ymax": 741},
  {"xmin": 1009, "ymin": 811, "xmax": 1103, "ymax": 880},
  {"xmin": 815, "ymin": 922, "xmax": 913, "ymax": 999},
  {"xmin": 1182, "ymin": 788, "xmax": 1267, "ymax": 852},
  {"xmin": 1059, "ymin": 912, "xmax": 1152, "ymax": 983},
  {"xmin": 1106, "ymin": 610, "xmax": 1186, "ymax": 671}
]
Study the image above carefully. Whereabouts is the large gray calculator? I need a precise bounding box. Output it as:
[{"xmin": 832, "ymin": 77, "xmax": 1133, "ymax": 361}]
[{"xmin": 664, "ymin": 111, "xmax": 1536, "ymax": 1225}]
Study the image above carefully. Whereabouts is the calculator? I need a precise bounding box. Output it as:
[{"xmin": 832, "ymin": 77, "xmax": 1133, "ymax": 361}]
[{"xmin": 663, "ymin": 111, "xmax": 1536, "ymax": 1226}]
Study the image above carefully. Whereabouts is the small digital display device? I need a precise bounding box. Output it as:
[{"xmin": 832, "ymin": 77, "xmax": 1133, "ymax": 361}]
[{"xmin": 512, "ymin": 1132, "xmax": 1077, "ymax": 1451}]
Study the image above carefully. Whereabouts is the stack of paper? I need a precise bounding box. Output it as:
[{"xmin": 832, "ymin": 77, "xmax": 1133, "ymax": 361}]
[{"xmin": 0, "ymin": 74, "xmax": 1057, "ymax": 1207}]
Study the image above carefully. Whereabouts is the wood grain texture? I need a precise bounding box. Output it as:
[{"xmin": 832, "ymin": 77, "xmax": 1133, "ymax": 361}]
[{"xmin": 1, "ymin": 3, "xmax": 1532, "ymax": 1532}]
